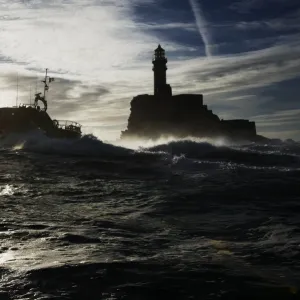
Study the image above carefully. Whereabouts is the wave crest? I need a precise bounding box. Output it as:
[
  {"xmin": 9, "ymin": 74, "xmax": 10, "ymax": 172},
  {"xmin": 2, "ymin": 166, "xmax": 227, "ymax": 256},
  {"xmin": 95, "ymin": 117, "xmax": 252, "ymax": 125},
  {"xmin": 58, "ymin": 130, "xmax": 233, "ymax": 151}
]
[
  {"xmin": 146, "ymin": 140, "xmax": 300, "ymax": 167},
  {"xmin": 1, "ymin": 132, "xmax": 299, "ymax": 167},
  {"xmin": 0, "ymin": 130, "xmax": 132, "ymax": 157}
]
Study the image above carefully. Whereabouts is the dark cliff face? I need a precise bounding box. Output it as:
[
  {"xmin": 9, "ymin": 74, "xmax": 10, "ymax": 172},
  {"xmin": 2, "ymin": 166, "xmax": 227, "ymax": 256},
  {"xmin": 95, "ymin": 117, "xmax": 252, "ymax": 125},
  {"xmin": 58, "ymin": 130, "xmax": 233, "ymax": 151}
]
[{"xmin": 121, "ymin": 94, "xmax": 259, "ymax": 142}]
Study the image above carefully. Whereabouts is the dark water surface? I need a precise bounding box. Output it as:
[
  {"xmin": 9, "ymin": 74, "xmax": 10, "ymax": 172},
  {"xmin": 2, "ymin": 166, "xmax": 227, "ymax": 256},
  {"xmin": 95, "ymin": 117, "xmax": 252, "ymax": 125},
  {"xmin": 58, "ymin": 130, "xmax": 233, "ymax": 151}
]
[{"xmin": 0, "ymin": 134, "xmax": 300, "ymax": 299}]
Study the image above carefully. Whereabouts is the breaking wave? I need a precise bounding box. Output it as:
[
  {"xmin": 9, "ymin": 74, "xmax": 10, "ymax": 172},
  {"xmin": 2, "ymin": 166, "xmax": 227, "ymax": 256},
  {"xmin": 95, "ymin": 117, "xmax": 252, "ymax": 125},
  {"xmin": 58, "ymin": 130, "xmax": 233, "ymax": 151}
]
[
  {"xmin": 145, "ymin": 140, "xmax": 300, "ymax": 167},
  {"xmin": 1, "ymin": 131, "xmax": 299, "ymax": 168},
  {"xmin": 0, "ymin": 130, "xmax": 132, "ymax": 157}
]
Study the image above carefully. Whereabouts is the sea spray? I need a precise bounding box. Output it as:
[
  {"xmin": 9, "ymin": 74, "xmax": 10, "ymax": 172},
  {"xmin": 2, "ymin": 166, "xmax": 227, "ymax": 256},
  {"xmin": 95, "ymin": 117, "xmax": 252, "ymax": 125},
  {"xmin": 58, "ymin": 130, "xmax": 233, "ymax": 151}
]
[
  {"xmin": 1, "ymin": 130, "xmax": 132, "ymax": 157},
  {"xmin": 1, "ymin": 131, "xmax": 299, "ymax": 167}
]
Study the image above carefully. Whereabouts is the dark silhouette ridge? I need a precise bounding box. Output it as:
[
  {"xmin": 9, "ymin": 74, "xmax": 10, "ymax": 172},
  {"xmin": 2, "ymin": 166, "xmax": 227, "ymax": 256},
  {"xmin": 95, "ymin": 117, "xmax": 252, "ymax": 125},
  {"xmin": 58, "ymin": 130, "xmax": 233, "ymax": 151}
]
[{"xmin": 121, "ymin": 45, "xmax": 270, "ymax": 143}]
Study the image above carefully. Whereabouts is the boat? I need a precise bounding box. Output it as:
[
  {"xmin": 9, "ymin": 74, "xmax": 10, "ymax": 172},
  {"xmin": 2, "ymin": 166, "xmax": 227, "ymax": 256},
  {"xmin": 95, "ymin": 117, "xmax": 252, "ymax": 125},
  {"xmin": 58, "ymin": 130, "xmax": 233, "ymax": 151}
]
[{"xmin": 0, "ymin": 69, "xmax": 82, "ymax": 139}]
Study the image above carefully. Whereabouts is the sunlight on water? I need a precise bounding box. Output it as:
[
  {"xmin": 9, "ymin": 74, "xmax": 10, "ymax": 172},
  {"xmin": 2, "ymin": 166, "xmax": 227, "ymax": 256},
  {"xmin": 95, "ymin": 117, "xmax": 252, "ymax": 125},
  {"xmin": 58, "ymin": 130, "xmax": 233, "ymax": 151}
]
[
  {"xmin": 0, "ymin": 184, "xmax": 15, "ymax": 196},
  {"xmin": 113, "ymin": 135, "xmax": 230, "ymax": 150},
  {"xmin": 0, "ymin": 250, "xmax": 15, "ymax": 264},
  {"xmin": 12, "ymin": 143, "xmax": 25, "ymax": 150}
]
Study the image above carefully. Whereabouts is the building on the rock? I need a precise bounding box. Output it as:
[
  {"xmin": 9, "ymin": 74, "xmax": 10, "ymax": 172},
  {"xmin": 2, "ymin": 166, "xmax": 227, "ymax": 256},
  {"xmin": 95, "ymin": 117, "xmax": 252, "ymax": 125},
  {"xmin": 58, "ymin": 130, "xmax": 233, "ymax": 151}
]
[{"xmin": 121, "ymin": 45, "xmax": 261, "ymax": 142}]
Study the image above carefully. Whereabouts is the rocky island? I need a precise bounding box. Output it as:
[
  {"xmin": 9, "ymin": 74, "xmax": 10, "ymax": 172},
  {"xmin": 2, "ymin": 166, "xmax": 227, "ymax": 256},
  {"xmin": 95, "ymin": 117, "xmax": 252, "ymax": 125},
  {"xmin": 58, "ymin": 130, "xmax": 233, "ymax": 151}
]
[{"xmin": 121, "ymin": 45, "xmax": 268, "ymax": 143}]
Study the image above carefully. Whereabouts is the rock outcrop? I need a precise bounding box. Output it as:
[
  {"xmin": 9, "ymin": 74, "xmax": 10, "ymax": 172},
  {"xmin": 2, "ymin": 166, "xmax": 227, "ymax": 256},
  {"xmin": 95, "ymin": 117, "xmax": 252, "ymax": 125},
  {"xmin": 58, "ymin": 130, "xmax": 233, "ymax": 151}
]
[
  {"xmin": 121, "ymin": 93, "xmax": 265, "ymax": 142},
  {"xmin": 121, "ymin": 45, "xmax": 268, "ymax": 143}
]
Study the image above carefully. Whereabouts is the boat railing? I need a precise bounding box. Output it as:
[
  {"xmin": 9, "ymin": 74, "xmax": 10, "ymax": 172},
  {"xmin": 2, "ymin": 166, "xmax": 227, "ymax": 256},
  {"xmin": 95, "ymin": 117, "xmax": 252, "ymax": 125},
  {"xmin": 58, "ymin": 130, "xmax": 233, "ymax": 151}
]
[
  {"xmin": 53, "ymin": 120, "xmax": 82, "ymax": 132},
  {"xmin": 12, "ymin": 103, "xmax": 36, "ymax": 109}
]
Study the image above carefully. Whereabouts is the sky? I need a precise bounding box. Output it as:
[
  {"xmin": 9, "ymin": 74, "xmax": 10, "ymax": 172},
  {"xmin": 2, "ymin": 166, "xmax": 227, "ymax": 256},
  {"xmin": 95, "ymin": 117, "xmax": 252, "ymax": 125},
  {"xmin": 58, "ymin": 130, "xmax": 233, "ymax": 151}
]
[{"xmin": 0, "ymin": 0, "xmax": 300, "ymax": 141}]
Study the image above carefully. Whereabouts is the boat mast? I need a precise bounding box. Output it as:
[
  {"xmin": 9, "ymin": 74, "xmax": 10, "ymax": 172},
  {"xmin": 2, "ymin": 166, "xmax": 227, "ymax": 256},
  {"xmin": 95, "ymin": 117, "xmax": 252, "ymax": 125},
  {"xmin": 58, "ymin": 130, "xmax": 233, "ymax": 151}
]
[
  {"xmin": 29, "ymin": 85, "xmax": 32, "ymax": 105},
  {"xmin": 16, "ymin": 73, "xmax": 19, "ymax": 107},
  {"xmin": 41, "ymin": 68, "xmax": 54, "ymax": 104},
  {"xmin": 43, "ymin": 68, "xmax": 48, "ymax": 101}
]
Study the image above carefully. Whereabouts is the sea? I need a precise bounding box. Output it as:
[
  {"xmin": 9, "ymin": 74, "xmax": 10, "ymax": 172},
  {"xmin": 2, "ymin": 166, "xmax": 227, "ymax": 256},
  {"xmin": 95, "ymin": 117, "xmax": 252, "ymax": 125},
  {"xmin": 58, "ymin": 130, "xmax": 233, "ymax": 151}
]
[{"xmin": 0, "ymin": 132, "xmax": 300, "ymax": 300}]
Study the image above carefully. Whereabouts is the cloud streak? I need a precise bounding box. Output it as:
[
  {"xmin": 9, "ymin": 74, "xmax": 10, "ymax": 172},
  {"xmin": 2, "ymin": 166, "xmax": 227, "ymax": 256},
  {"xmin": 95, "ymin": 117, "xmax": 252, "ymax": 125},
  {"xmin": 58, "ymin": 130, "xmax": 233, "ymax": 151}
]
[
  {"xmin": 167, "ymin": 37, "xmax": 300, "ymax": 97},
  {"xmin": 230, "ymin": 0, "xmax": 295, "ymax": 13},
  {"xmin": 188, "ymin": 0, "xmax": 213, "ymax": 57},
  {"xmin": 235, "ymin": 9, "xmax": 300, "ymax": 31}
]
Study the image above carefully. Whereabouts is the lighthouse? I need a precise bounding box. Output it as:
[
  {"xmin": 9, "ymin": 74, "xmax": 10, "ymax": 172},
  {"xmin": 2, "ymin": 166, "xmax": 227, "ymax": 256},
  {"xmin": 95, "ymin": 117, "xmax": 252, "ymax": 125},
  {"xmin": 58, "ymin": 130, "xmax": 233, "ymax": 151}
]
[{"xmin": 152, "ymin": 45, "xmax": 172, "ymax": 97}]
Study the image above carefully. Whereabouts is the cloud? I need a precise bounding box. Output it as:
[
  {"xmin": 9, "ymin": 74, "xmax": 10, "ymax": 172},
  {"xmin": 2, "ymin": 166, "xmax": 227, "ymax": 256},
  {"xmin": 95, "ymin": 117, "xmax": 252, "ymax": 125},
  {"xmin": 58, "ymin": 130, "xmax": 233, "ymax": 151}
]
[
  {"xmin": 252, "ymin": 109, "xmax": 300, "ymax": 124},
  {"xmin": 138, "ymin": 22, "xmax": 197, "ymax": 32},
  {"xmin": 167, "ymin": 37, "xmax": 300, "ymax": 96},
  {"xmin": 0, "ymin": 1, "xmax": 158, "ymax": 79},
  {"xmin": 230, "ymin": 0, "xmax": 297, "ymax": 13},
  {"xmin": 235, "ymin": 9, "xmax": 300, "ymax": 31},
  {"xmin": 188, "ymin": 0, "xmax": 213, "ymax": 57},
  {"xmin": 252, "ymin": 109, "xmax": 300, "ymax": 140}
]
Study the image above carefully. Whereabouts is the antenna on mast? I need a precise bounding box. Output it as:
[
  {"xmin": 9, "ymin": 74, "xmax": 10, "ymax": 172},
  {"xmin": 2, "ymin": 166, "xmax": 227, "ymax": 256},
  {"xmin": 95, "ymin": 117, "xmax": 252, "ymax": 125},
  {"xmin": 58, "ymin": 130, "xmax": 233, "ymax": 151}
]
[
  {"xmin": 16, "ymin": 73, "xmax": 19, "ymax": 107},
  {"xmin": 43, "ymin": 68, "xmax": 48, "ymax": 100},
  {"xmin": 41, "ymin": 68, "xmax": 54, "ymax": 103},
  {"xmin": 35, "ymin": 75, "xmax": 38, "ymax": 94},
  {"xmin": 29, "ymin": 85, "xmax": 32, "ymax": 105}
]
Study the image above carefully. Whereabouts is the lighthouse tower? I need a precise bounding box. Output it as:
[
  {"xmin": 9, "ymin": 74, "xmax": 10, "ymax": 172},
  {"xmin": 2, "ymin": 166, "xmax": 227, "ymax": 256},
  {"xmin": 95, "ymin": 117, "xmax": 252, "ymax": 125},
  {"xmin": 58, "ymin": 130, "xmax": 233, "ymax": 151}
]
[{"xmin": 152, "ymin": 45, "xmax": 172, "ymax": 97}]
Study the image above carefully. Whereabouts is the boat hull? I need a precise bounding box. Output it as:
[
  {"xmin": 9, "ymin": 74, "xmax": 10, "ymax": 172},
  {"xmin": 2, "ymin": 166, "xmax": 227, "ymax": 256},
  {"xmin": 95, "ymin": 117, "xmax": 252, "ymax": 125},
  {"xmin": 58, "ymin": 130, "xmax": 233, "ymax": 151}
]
[{"xmin": 0, "ymin": 106, "xmax": 81, "ymax": 139}]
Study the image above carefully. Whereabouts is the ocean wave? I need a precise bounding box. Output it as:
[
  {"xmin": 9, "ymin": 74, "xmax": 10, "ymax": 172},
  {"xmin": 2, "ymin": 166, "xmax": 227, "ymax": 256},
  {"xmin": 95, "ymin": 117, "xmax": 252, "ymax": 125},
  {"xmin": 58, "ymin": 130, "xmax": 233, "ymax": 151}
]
[
  {"xmin": 146, "ymin": 140, "xmax": 300, "ymax": 167},
  {"xmin": 1, "ymin": 131, "xmax": 300, "ymax": 168},
  {"xmin": 0, "ymin": 130, "xmax": 132, "ymax": 157}
]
